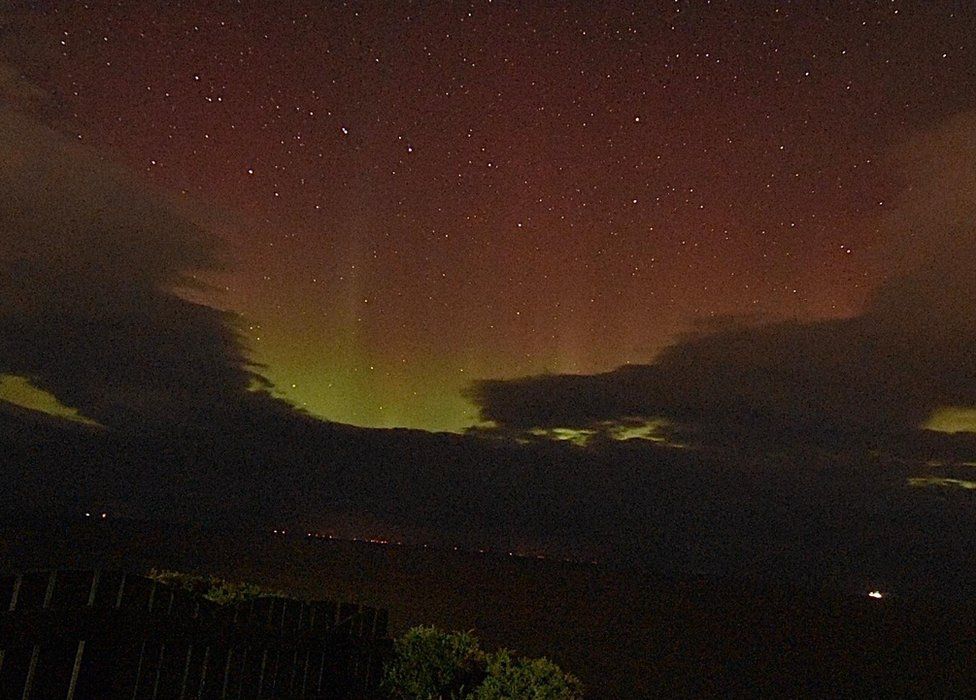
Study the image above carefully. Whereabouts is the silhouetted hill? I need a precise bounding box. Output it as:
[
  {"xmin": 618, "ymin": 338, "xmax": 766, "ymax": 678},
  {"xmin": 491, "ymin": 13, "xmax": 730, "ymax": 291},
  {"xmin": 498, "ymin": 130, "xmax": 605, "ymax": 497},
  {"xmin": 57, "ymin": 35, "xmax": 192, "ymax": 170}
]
[{"xmin": 3, "ymin": 402, "xmax": 976, "ymax": 599}]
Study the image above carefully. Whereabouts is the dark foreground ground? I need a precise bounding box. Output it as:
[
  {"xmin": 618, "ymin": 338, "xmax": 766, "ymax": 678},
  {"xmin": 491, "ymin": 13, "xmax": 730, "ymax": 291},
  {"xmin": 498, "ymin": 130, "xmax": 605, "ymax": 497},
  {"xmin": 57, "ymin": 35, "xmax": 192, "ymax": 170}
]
[{"xmin": 1, "ymin": 520, "xmax": 974, "ymax": 698}]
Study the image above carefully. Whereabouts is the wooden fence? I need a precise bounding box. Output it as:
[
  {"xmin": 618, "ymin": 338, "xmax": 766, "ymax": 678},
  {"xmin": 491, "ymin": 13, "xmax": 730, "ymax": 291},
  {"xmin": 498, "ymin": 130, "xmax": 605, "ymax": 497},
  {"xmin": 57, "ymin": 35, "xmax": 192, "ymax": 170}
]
[{"xmin": 0, "ymin": 569, "xmax": 391, "ymax": 698}]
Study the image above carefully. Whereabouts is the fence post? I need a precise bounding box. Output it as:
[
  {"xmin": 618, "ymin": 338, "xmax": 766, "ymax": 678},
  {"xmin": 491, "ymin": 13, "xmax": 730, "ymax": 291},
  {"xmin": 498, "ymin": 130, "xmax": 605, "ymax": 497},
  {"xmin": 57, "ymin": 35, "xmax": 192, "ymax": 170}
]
[
  {"xmin": 257, "ymin": 648, "xmax": 269, "ymax": 695},
  {"xmin": 179, "ymin": 643, "xmax": 194, "ymax": 699},
  {"xmin": 299, "ymin": 648, "xmax": 311, "ymax": 695},
  {"xmin": 151, "ymin": 643, "xmax": 166, "ymax": 700},
  {"xmin": 21, "ymin": 571, "xmax": 58, "ymax": 700},
  {"xmin": 130, "ymin": 577, "xmax": 155, "ymax": 698},
  {"xmin": 195, "ymin": 645, "xmax": 210, "ymax": 699},
  {"xmin": 66, "ymin": 570, "xmax": 101, "ymax": 700},
  {"xmin": 0, "ymin": 574, "xmax": 18, "ymax": 675},
  {"xmin": 114, "ymin": 573, "xmax": 128, "ymax": 609},
  {"xmin": 8, "ymin": 574, "xmax": 22, "ymax": 611},
  {"xmin": 235, "ymin": 647, "xmax": 249, "ymax": 700},
  {"xmin": 221, "ymin": 647, "xmax": 234, "ymax": 698}
]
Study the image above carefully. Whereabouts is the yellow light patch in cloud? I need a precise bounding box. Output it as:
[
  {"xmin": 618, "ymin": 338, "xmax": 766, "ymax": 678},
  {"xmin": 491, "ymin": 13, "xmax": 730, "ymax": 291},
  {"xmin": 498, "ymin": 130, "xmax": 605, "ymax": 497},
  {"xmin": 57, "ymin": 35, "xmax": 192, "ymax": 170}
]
[
  {"xmin": 908, "ymin": 476, "xmax": 976, "ymax": 491},
  {"xmin": 923, "ymin": 407, "xmax": 976, "ymax": 434},
  {"xmin": 0, "ymin": 374, "xmax": 100, "ymax": 426}
]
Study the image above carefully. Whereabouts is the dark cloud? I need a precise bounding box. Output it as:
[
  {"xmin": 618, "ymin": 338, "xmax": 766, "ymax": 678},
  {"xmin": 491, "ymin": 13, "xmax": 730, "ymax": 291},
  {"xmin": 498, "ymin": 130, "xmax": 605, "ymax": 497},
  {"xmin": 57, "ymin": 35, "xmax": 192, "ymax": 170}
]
[
  {"xmin": 0, "ymin": 79, "xmax": 266, "ymax": 428},
  {"xmin": 469, "ymin": 112, "xmax": 976, "ymax": 448}
]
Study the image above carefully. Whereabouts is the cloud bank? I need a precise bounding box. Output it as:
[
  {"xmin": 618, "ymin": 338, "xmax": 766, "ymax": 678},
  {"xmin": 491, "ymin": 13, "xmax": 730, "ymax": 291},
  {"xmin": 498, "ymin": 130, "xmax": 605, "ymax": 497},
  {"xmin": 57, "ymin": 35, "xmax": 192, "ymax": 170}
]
[
  {"xmin": 469, "ymin": 111, "xmax": 976, "ymax": 447},
  {"xmin": 0, "ymin": 68, "xmax": 265, "ymax": 428}
]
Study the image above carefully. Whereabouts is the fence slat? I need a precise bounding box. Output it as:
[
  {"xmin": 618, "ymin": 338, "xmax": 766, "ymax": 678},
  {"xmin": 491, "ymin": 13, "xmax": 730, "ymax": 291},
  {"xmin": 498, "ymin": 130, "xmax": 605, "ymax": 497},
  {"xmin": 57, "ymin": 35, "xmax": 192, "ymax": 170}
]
[{"xmin": 65, "ymin": 640, "xmax": 86, "ymax": 700}]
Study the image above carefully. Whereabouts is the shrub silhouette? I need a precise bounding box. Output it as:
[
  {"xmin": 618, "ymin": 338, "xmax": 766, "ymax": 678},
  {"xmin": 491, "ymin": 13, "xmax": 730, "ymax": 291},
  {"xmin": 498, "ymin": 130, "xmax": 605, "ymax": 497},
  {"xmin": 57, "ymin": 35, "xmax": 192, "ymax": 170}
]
[
  {"xmin": 146, "ymin": 568, "xmax": 272, "ymax": 605},
  {"xmin": 384, "ymin": 626, "xmax": 582, "ymax": 698},
  {"xmin": 472, "ymin": 649, "xmax": 583, "ymax": 699}
]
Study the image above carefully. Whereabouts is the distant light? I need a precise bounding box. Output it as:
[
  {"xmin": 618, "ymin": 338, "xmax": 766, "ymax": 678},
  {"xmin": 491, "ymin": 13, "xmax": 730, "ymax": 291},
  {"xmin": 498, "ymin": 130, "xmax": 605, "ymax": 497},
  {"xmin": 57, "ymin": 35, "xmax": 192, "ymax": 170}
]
[
  {"xmin": 868, "ymin": 590, "xmax": 884, "ymax": 599},
  {"xmin": 100, "ymin": 512, "xmax": 107, "ymax": 519}
]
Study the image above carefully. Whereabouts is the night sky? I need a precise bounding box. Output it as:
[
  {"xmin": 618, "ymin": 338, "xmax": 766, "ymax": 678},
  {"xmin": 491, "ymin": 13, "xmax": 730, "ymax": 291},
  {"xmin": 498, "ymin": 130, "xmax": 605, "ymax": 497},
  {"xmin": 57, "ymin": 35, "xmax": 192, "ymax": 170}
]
[{"xmin": 3, "ymin": 1, "xmax": 976, "ymax": 431}]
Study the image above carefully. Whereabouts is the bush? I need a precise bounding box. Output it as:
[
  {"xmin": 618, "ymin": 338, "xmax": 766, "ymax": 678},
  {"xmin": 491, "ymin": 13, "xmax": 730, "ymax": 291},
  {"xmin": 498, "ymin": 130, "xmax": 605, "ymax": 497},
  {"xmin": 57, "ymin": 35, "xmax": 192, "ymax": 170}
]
[
  {"xmin": 146, "ymin": 569, "xmax": 271, "ymax": 605},
  {"xmin": 383, "ymin": 626, "xmax": 486, "ymax": 699},
  {"xmin": 472, "ymin": 650, "xmax": 584, "ymax": 699},
  {"xmin": 384, "ymin": 627, "xmax": 583, "ymax": 699}
]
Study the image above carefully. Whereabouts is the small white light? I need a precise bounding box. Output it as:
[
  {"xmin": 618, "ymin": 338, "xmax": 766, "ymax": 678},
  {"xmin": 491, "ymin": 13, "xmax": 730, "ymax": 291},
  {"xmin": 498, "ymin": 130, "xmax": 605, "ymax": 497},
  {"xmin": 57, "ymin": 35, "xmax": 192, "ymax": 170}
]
[{"xmin": 868, "ymin": 590, "xmax": 884, "ymax": 599}]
